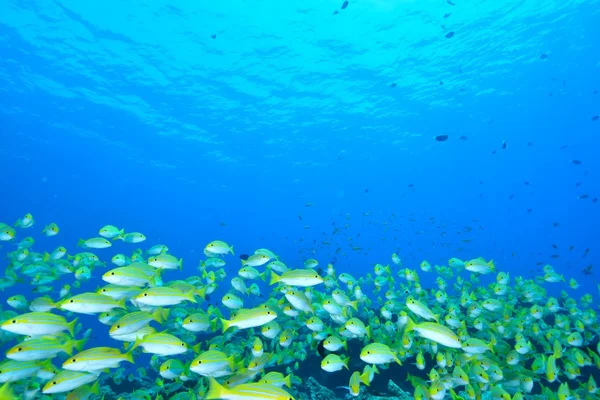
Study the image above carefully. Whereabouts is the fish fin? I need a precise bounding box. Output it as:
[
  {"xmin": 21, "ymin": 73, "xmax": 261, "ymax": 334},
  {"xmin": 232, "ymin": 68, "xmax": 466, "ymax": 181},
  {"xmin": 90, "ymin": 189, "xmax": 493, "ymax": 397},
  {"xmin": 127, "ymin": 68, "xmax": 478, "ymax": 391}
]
[
  {"xmin": 269, "ymin": 271, "xmax": 281, "ymax": 285},
  {"xmin": 124, "ymin": 349, "xmax": 135, "ymax": 364},
  {"xmin": 220, "ymin": 318, "xmax": 231, "ymax": 333},
  {"xmin": 284, "ymin": 373, "xmax": 292, "ymax": 388},
  {"xmin": 67, "ymin": 318, "xmax": 78, "ymax": 336},
  {"xmin": 206, "ymin": 377, "xmax": 226, "ymax": 400}
]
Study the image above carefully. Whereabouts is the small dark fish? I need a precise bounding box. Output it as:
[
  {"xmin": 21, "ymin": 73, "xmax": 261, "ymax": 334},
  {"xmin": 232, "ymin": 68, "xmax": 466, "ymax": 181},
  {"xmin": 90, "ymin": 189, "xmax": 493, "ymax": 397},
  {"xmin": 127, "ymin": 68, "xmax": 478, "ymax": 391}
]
[
  {"xmin": 439, "ymin": 81, "xmax": 444, "ymax": 85},
  {"xmin": 502, "ymin": 140, "xmax": 507, "ymax": 149},
  {"xmin": 239, "ymin": 254, "xmax": 250, "ymax": 261},
  {"xmin": 528, "ymin": 142, "xmax": 533, "ymax": 146},
  {"xmin": 444, "ymin": 13, "xmax": 451, "ymax": 18},
  {"xmin": 578, "ymin": 194, "xmax": 589, "ymax": 199},
  {"xmin": 434, "ymin": 135, "xmax": 449, "ymax": 142},
  {"xmin": 509, "ymin": 194, "xmax": 515, "ymax": 199},
  {"xmin": 445, "ymin": 31, "xmax": 455, "ymax": 39},
  {"xmin": 536, "ymin": 262, "xmax": 544, "ymax": 266},
  {"xmin": 459, "ymin": 135, "xmax": 468, "ymax": 140},
  {"xmin": 569, "ymin": 246, "xmax": 574, "ymax": 251},
  {"xmin": 341, "ymin": 0, "xmax": 348, "ymax": 9},
  {"xmin": 390, "ymin": 83, "xmax": 397, "ymax": 88},
  {"xmin": 572, "ymin": 160, "xmax": 582, "ymax": 165},
  {"xmin": 527, "ymin": 208, "xmax": 533, "ymax": 213},
  {"xmin": 552, "ymin": 244, "xmax": 558, "ymax": 249},
  {"xmin": 447, "ymin": 0, "xmax": 455, "ymax": 4},
  {"xmin": 552, "ymin": 222, "xmax": 560, "ymax": 227},
  {"xmin": 551, "ymin": 254, "xmax": 560, "ymax": 259},
  {"xmin": 575, "ymin": 182, "xmax": 582, "ymax": 187},
  {"xmin": 364, "ymin": 189, "xmax": 369, "ymax": 193},
  {"xmin": 211, "ymin": 34, "xmax": 216, "ymax": 39},
  {"xmin": 317, "ymin": 339, "xmax": 327, "ymax": 358},
  {"xmin": 298, "ymin": 214, "xmax": 303, "ymax": 221},
  {"xmin": 524, "ymin": 181, "xmax": 530, "ymax": 186},
  {"xmin": 333, "ymin": 10, "xmax": 339, "ymax": 14},
  {"xmin": 582, "ymin": 264, "xmax": 593, "ymax": 275},
  {"xmin": 592, "ymin": 115, "xmax": 599, "ymax": 121},
  {"xmin": 540, "ymin": 53, "xmax": 548, "ymax": 59},
  {"xmin": 583, "ymin": 248, "xmax": 590, "ymax": 257},
  {"xmin": 492, "ymin": 150, "xmax": 497, "ymax": 154},
  {"xmin": 593, "ymin": 197, "xmax": 599, "ymax": 203}
]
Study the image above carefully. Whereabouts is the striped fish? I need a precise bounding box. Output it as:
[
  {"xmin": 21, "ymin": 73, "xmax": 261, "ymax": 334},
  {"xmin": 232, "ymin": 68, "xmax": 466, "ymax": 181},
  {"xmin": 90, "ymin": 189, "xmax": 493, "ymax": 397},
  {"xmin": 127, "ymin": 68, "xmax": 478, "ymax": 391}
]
[
  {"xmin": 206, "ymin": 377, "xmax": 295, "ymax": 400},
  {"xmin": 0, "ymin": 312, "xmax": 77, "ymax": 336}
]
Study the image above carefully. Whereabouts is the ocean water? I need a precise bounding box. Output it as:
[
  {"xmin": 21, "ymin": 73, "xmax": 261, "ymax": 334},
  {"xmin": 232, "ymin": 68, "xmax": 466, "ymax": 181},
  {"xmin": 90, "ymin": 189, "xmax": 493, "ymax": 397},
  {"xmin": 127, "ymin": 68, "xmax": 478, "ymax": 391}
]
[{"xmin": 1, "ymin": 0, "xmax": 600, "ymax": 399}]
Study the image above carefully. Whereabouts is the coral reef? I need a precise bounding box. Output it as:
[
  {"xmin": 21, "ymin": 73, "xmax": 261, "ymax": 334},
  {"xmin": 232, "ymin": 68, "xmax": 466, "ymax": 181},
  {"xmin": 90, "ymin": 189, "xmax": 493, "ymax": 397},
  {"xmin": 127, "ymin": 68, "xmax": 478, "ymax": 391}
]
[{"xmin": 295, "ymin": 377, "xmax": 414, "ymax": 400}]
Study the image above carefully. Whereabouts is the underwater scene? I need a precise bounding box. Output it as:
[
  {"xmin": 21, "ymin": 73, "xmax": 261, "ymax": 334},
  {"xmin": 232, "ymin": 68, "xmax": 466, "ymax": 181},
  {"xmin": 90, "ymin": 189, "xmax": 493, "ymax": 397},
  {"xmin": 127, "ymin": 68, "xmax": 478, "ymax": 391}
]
[{"xmin": 1, "ymin": 0, "xmax": 600, "ymax": 399}]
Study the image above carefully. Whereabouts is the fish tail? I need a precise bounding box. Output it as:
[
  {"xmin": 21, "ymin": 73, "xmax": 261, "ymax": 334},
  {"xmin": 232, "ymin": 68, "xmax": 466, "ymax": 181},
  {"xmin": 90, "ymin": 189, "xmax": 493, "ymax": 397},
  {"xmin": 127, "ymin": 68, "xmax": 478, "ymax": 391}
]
[
  {"xmin": 185, "ymin": 290, "xmax": 197, "ymax": 304},
  {"xmin": 67, "ymin": 318, "xmax": 78, "ymax": 336},
  {"xmin": 195, "ymin": 286, "xmax": 207, "ymax": 300},
  {"xmin": 77, "ymin": 239, "xmax": 85, "ymax": 247},
  {"xmin": 269, "ymin": 271, "xmax": 281, "ymax": 285},
  {"xmin": 73, "ymin": 338, "xmax": 88, "ymax": 352},
  {"xmin": 179, "ymin": 258, "xmax": 183, "ymax": 270},
  {"xmin": 90, "ymin": 380, "xmax": 100, "ymax": 394},
  {"xmin": 229, "ymin": 245, "xmax": 234, "ymax": 255},
  {"xmin": 206, "ymin": 377, "xmax": 226, "ymax": 400},
  {"xmin": 360, "ymin": 371, "xmax": 371, "ymax": 386},
  {"xmin": 220, "ymin": 318, "xmax": 231, "ymax": 333},
  {"xmin": 192, "ymin": 342, "xmax": 202, "ymax": 354},
  {"xmin": 124, "ymin": 349, "xmax": 135, "ymax": 364},
  {"xmin": 284, "ymin": 373, "xmax": 292, "ymax": 388}
]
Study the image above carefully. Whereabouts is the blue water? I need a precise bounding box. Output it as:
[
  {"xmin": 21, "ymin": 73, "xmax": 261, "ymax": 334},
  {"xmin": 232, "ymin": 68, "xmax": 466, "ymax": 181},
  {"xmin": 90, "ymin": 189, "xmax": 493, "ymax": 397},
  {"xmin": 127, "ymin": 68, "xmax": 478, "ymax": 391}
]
[{"xmin": 1, "ymin": 0, "xmax": 600, "ymax": 397}]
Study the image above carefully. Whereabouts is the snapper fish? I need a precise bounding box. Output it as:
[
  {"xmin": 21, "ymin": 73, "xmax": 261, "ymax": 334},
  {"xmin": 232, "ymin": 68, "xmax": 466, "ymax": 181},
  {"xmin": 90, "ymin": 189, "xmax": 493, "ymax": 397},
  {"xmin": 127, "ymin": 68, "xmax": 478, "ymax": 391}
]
[
  {"xmin": 205, "ymin": 240, "xmax": 234, "ymax": 255},
  {"xmin": 206, "ymin": 377, "xmax": 295, "ymax": 400},
  {"xmin": 464, "ymin": 258, "xmax": 495, "ymax": 274},
  {"xmin": 114, "ymin": 232, "xmax": 146, "ymax": 243},
  {"xmin": 98, "ymin": 225, "xmax": 123, "ymax": 239}
]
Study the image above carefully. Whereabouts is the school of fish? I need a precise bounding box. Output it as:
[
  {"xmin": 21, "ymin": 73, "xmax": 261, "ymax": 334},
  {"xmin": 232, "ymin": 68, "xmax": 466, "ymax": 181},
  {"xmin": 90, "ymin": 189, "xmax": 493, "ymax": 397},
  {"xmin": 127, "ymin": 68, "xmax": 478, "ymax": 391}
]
[{"xmin": 0, "ymin": 214, "xmax": 598, "ymax": 400}]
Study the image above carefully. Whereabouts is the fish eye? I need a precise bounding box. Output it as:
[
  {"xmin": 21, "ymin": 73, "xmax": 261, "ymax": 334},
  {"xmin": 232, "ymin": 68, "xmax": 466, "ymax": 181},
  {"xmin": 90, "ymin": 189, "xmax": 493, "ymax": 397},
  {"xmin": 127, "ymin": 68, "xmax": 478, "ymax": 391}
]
[
  {"xmin": 367, "ymin": 351, "xmax": 371, "ymax": 355},
  {"xmin": 11, "ymin": 320, "xmax": 16, "ymax": 323},
  {"xmin": 144, "ymin": 293, "xmax": 148, "ymax": 296},
  {"xmin": 70, "ymin": 300, "xmax": 74, "ymax": 303},
  {"xmin": 52, "ymin": 381, "xmax": 57, "ymax": 385},
  {"xmin": 117, "ymin": 325, "xmax": 121, "ymax": 328},
  {"xmin": 111, "ymin": 272, "xmax": 115, "ymax": 275},
  {"xmin": 17, "ymin": 348, "xmax": 21, "ymax": 351}
]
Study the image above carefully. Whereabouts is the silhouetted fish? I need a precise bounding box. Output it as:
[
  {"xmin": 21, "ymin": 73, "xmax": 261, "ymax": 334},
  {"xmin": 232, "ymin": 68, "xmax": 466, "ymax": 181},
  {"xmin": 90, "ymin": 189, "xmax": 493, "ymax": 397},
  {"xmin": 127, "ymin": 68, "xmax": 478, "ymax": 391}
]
[
  {"xmin": 434, "ymin": 135, "xmax": 449, "ymax": 141},
  {"xmin": 317, "ymin": 339, "xmax": 326, "ymax": 358},
  {"xmin": 445, "ymin": 31, "xmax": 455, "ymax": 38},
  {"xmin": 572, "ymin": 160, "xmax": 582, "ymax": 165},
  {"xmin": 341, "ymin": 0, "xmax": 348, "ymax": 9},
  {"xmin": 540, "ymin": 53, "xmax": 548, "ymax": 59},
  {"xmin": 592, "ymin": 115, "xmax": 599, "ymax": 121}
]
